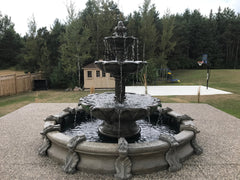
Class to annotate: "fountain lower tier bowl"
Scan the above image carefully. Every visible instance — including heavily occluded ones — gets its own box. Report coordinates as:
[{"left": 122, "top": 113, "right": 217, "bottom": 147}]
[
  {"left": 79, "top": 93, "right": 161, "bottom": 138},
  {"left": 39, "top": 106, "right": 203, "bottom": 177},
  {"left": 95, "top": 60, "right": 147, "bottom": 76}
]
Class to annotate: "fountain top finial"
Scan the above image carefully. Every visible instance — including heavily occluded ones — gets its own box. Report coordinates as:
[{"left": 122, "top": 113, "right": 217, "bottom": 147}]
[{"left": 113, "top": 21, "right": 127, "bottom": 37}]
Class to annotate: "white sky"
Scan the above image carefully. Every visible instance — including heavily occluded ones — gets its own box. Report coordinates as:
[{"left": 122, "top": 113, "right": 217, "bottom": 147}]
[{"left": 1, "top": 0, "right": 240, "bottom": 36}]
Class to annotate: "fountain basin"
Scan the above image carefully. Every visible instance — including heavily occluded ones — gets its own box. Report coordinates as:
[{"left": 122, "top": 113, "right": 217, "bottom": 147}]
[
  {"left": 39, "top": 106, "right": 202, "bottom": 175},
  {"left": 46, "top": 130, "right": 194, "bottom": 174}
]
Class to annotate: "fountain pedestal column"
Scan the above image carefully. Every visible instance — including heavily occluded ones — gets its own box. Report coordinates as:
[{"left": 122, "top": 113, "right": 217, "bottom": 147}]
[
  {"left": 98, "top": 118, "right": 141, "bottom": 139},
  {"left": 114, "top": 76, "right": 126, "bottom": 103}
]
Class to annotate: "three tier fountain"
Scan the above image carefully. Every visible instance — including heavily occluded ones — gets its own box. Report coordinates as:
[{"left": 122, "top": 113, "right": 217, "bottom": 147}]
[{"left": 39, "top": 21, "right": 202, "bottom": 179}]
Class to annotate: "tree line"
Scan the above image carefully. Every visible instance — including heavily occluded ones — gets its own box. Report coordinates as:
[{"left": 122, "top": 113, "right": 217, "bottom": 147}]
[{"left": 0, "top": 0, "right": 240, "bottom": 87}]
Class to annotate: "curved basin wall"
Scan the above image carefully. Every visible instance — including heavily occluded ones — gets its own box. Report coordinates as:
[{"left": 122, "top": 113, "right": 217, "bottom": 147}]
[
  {"left": 46, "top": 128, "right": 194, "bottom": 174},
  {"left": 39, "top": 107, "right": 202, "bottom": 175}
]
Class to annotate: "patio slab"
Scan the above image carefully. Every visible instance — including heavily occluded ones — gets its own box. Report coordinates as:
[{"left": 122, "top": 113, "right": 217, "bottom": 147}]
[{"left": 0, "top": 103, "right": 239, "bottom": 179}]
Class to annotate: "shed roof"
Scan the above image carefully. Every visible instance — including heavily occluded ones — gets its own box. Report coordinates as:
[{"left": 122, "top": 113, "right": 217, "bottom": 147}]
[{"left": 82, "top": 63, "right": 99, "bottom": 69}]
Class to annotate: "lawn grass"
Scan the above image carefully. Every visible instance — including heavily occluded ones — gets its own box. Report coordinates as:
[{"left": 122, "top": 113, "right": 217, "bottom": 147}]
[
  {"left": 160, "top": 69, "right": 240, "bottom": 118},
  {"left": 173, "top": 69, "right": 240, "bottom": 93},
  {"left": 0, "top": 90, "right": 109, "bottom": 117},
  {"left": 0, "top": 69, "right": 240, "bottom": 118}
]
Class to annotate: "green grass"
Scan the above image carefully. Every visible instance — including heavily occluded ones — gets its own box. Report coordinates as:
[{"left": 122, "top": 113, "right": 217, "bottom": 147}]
[
  {"left": 0, "top": 90, "right": 111, "bottom": 117},
  {"left": 205, "top": 95, "right": 240, "bottom": 117},
  {"left": 0, "top": 69, "right": 240, "bottom": 119},
  {"left": 174, "top": 69, "right": 240, "bottom": 93},
  {"left": 167, "top": 69, "right": 240, "bottom": 118}
]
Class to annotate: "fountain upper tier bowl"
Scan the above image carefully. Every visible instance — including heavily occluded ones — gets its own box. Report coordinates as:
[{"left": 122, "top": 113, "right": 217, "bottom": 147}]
[
  {"left": 95, "top": 60, "right": 147, "bottom": 76},
  {"left": 97, "top": 27, "right": 146, "bottom": 76}
]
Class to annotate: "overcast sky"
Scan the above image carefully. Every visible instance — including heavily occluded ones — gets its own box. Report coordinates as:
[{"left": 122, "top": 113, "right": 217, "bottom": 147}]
[{"left": 1, "top": 0, "right": 240, "bottom": 36}]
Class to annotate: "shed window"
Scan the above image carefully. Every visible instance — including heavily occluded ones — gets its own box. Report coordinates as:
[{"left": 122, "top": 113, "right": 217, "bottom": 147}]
[
  {"left": 87, "top": 71, "right": 92, "bottom": 78},
  {"left": 96, "top": 70, "right": 100, "bottom": 77},
  {"left": 102, "top": 71, "right": 106, "bottom": 77}
]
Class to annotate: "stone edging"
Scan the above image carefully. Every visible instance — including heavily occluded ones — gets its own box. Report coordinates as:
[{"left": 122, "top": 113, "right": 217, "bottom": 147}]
[{"left": 39, "top": 106, "right": 202, "bottom": 179}]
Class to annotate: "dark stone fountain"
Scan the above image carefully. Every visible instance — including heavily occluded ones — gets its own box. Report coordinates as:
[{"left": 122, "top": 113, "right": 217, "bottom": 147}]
[
  {"left": 80, "top": 21, "right": 158, "bottom": 140},
  {"left": 39, "top": 21, "right": 203, "bottom": 180}
]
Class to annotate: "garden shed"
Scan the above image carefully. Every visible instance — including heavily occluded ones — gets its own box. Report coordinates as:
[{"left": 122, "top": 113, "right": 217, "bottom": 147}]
[{"left": 83, "top": 63, "right": 115, "bottom": 89}]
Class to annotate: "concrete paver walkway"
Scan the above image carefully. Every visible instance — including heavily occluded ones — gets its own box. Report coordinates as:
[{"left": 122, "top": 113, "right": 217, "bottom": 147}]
[{"left": 0, "top": 103, "right": 239, "bottom": 179}]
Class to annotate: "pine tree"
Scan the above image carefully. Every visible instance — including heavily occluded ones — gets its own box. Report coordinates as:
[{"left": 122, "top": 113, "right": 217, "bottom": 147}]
[
  {"left": 139, "top": 0, "right": 157, "bottom": 60},
  {"left": 60, "top": 3, "right": 91, "bottom": 88},
  {"left": 158, "top": 10, "right": 176, "bottom": 67}
]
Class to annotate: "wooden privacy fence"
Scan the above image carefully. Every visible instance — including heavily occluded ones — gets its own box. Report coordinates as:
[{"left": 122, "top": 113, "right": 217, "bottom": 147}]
[{"left": 0, "top": 72, "right": 43, "bottom": 96}]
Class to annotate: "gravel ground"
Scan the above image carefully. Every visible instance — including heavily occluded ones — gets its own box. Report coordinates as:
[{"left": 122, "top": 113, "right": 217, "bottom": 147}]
[{"left": 0, "top": 103, "right": 240, "bottom": 180}]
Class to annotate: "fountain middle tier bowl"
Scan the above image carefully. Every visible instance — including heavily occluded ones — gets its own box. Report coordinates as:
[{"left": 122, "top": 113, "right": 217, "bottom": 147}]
[
  {"left": 95, "top": 60, "right": 147, "bottom": 76},
  {"left": 79, "top": 92, "right": 161, "bottom": 138},
  {"left": 79, "top": 92, "right": 161, "bottom": 121}
]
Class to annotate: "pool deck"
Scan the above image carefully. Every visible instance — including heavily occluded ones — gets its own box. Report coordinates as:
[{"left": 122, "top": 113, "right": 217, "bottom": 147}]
[{"left": 0, "top": 103, "right": 240, "bottom": 179}]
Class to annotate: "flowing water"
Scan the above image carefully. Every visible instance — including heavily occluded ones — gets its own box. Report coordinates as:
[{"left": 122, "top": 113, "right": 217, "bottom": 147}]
[
  {"left": 80, "top": 92, "right": 160, "bottom": 109},
  {"left": 64, "top": 118, "right": 176, "bottom": 143}
]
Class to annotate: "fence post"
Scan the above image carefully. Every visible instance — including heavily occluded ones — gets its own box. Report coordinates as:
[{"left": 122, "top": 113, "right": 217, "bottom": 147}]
[
  {"left": 14, "top": 74, "right": 17, "bottom": 94},
  {"left": 144, "top": 74, "right": 147, "bottom": 94},
  {"left": 28, "top": 72, "right": 32, "bottom": 91},
  {"left": 39, "top": 71, "right": 42, "bottom": 80}
]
